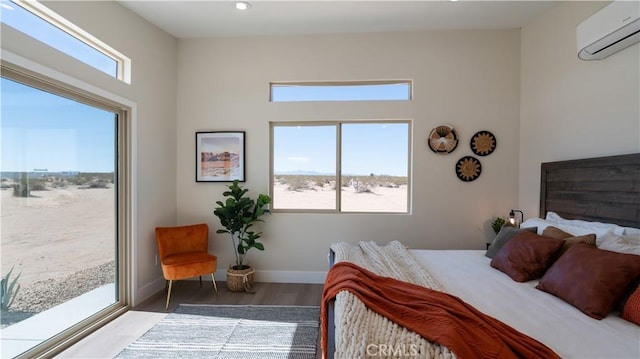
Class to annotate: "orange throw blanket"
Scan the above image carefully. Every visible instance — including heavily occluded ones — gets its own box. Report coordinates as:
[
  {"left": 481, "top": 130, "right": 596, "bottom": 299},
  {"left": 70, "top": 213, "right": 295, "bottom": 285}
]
[{"left": 321, "top": 262, "right": 560, "bottom": 359}]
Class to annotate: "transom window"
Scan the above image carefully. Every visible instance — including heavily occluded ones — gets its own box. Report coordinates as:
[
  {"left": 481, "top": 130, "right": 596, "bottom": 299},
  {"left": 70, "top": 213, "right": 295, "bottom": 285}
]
[
  {"left": 271, "top": 121, "right": 411, "bottom": 213},
  {"left": 0, "top": 0, "right": 130, "bottom": 82},
  {"left": 270, "top": 80, "right": 412, "bottom": 102}
]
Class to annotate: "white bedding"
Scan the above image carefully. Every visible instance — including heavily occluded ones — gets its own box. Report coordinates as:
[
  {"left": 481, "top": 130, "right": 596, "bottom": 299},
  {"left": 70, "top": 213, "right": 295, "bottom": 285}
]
[{"left": 412, "top": 250, "right": 640, "bottom": 359}]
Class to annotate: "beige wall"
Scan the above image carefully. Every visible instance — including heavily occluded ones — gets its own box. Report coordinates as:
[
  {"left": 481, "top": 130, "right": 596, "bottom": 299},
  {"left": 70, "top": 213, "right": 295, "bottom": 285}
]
[
  {"left": 1, "top": 1, "right": 178, "bottom": 304},
  {"left": 519, "top": 2, "right": 640, "bottom": 218},
  {"left": 176, "top": 30, "right": 522, "bottom": 282}
]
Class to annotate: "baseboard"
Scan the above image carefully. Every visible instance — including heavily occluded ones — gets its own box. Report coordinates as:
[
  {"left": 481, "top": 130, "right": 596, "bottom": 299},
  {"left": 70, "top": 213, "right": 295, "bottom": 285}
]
[
  {"left": 134, "top": 276, "right": 165, "bottom": 306},
  {"left": 214, "top": 269, "right": 327, "bottom": 284}
]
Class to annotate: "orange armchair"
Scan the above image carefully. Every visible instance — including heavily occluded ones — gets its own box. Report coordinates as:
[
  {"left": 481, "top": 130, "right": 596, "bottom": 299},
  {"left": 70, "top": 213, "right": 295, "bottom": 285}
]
[{"left": 155, "top": 223, "right": 218, "bottom": 309}]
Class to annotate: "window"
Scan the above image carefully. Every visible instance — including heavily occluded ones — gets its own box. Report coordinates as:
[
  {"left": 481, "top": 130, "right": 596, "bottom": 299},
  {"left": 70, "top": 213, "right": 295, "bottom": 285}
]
[
  {"left": 271, "top": 121, "right": 411, "bottom": 213},
  {"left": 270, "top": 81, "right": 412, "bottom": 102},
  {"left": 1, "top": 66, "right": 129, "bottom": 358},
  {"left": 0, "top": 0, "right": 130, "bottom": 82}
]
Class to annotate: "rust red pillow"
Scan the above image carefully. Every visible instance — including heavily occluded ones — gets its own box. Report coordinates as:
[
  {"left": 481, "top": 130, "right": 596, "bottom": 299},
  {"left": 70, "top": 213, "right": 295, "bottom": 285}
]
[
  {"left": 542, "top": 226, "right": 596, "bottom": 255},
  {"left": 621, "top": 284, "right": 640, "bottom": 325},
  {"left": 536, "top": 244, "right": 640, "bottom": 320},
  {"left": 490, "top": 230, "right": 564, "bottom": 282}
]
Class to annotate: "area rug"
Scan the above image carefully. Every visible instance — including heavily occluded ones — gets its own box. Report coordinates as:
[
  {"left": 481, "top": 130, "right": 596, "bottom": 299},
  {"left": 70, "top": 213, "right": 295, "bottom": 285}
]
[{"left": 115, "top": 304, "right": 320, "bottom": 359}]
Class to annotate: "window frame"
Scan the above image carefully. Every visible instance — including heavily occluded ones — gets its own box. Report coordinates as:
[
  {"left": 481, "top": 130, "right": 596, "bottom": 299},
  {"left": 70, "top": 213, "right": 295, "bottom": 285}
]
[
  {"left": 1, "top": 60, "right": 132, "bottom": 358},
  {"left": 270, "top": 120, "right": 412, "bottom": 214},
  {"left": 5, "top": 0, "right": 131, "bottom": 83}
]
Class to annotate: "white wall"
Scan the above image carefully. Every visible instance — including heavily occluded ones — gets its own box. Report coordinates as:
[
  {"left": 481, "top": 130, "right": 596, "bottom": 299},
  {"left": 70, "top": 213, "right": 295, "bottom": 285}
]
[
  {"left": 1, "top": 1, "right": 178, "bottom": 304},
  {"left": 176, "top": 30, "right": 522, "bottom": 281},
  {"left": 519, "top": 2, "right": 640, "bottom": 217}
]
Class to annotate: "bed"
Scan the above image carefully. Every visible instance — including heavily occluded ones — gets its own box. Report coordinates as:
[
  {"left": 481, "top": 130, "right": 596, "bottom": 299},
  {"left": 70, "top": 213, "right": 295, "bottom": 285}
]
[{"left": 323, "top": 153, "right": 640, "bottom": 359}]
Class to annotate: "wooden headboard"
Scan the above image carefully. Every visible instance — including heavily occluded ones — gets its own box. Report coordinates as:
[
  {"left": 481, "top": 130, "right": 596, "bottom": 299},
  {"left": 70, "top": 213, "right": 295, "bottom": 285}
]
[{"left": 540, "top": 153, "right": 640, "bottom": 228}]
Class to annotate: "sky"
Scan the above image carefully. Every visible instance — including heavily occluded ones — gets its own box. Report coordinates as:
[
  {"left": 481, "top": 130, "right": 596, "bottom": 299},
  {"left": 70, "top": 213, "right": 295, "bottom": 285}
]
[
  {"left": 273, "top": 123, "right": 409, "bottom": 177},
  {"left": 271, "top": 83, "right": 410, "bottom": 102},
  {"left": 1, "top": 78, "right": 116, "bottom": 173}
]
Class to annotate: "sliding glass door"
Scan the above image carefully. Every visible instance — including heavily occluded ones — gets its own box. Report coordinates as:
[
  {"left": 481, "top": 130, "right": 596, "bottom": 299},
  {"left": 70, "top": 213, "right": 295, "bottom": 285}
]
[{"left": 0, "top": 72, "right": 128, "bottom": 358}]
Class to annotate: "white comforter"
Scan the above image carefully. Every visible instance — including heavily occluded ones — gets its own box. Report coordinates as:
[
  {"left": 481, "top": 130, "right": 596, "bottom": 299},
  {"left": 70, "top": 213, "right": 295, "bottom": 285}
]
[{"left": 413, "top": 250, "right": 640, "bottom": 359}]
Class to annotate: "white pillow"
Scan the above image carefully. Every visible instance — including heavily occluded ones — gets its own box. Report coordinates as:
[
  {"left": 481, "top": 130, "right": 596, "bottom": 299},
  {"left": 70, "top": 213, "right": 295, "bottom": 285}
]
[
  {"left": 598, "top": 230, "right": 640, "bottom": 255},
  {"left": 521, "top": 217, "right": 608, "bottom": 238},
  {"left": 545, "top": 211, "right": 623, "bottom": 234},
  {"left": 620, "top": 227, "right": 640, "bottom": 238},
  {"left": 520, "top": 218, "right": 553, "bottom": 235}
]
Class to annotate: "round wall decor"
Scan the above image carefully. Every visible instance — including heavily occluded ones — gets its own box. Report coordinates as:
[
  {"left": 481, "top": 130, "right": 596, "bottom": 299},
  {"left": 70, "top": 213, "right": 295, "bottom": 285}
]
[
  {"left": 428, "top": 125, "right": 458, "bottom": 154},
  {"left": 456, "top": 156, "right": 482, "bottom": 182},
  {"left": 470, "top": 130, "right": 496, "bottom": 156}
]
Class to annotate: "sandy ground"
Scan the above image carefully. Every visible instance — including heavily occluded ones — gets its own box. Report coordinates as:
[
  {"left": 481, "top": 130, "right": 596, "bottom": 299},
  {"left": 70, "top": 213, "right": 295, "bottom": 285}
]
[
  {"left": 273, "top": 183, "right": 408, "bottom": 212},
  {"left": 1, "top": 186, "right": 114, "bottom": 286}
]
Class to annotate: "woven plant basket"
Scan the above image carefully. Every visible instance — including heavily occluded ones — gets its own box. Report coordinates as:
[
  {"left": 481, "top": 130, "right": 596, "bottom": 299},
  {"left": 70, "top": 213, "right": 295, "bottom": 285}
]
[{"left": 226, "top": 266, "right": 255, "bottom": 293}]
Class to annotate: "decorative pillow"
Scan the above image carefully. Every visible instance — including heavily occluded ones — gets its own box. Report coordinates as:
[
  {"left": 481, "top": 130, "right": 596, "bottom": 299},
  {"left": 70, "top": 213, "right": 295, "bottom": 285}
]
[
  {"left": 485, "top": 226, "right": 536, "bottom": 259},
  {"left": 490, "top": 231, "right": 564, "bottom": 282},
  {"left": 621, "top": 284, "right": 640, "bottom": 325},
  {"left": 536, "top": 244, "right": 640, "bottom": 319},
  {"left": 542, "top": 226, "right": 596, "bottom": 255},
  {"left": 598, "top": 230, "right": 640, "bottom": 255}
]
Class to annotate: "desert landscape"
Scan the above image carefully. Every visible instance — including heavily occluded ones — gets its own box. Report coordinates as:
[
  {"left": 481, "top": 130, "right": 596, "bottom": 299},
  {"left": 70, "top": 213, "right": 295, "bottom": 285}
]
[
  {"left": 200, "top": 151, "right": 241, "bottom": 178},
  {"left": 273, "top": 175, "right": 408, "bottom": 212},
  {"left": 0, "top": 174, "right": 115, "bottom": 319}
]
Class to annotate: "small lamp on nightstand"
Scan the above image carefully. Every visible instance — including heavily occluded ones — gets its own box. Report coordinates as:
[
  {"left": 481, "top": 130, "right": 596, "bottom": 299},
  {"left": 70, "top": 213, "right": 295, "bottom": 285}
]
[{"left": 509, "top": 209, "right": 524, "bottom": 227}]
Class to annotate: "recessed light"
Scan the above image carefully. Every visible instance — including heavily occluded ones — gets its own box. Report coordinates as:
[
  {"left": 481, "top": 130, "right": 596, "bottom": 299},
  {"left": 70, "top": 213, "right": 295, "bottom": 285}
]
[{"left": 235, "top": 1, "right": 251, "bottom": 11}]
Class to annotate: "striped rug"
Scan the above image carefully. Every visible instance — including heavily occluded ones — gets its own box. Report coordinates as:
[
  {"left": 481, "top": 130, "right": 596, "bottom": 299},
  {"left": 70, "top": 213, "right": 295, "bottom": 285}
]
[{"left": 116, "top": 304, "right": 319, "bottom": 359}]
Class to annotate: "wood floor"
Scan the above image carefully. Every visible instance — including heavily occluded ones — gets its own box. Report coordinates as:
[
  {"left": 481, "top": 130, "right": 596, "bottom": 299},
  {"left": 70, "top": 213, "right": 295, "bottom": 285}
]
[{"left": 57, "top": 281, "right": 324, "bottom": 358}]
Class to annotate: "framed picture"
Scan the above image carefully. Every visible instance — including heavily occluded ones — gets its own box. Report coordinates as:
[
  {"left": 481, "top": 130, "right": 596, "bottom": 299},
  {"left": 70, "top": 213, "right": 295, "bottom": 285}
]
[{"left": 195, "top": 131, "right": 245, "bottom": 182}]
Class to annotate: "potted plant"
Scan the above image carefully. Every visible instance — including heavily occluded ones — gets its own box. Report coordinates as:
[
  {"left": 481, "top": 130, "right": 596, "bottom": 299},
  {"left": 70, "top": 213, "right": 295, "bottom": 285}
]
[
  {"left": 490, "top": 216, "right": 506, "bottom": 235},
  {"left": 213, "top": 180, "right": 271, "bottom": 292}
]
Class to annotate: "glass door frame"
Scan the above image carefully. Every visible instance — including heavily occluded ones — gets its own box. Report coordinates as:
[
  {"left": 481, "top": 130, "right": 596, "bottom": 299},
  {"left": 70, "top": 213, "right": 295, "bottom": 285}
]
[{"left": 1, "top": 60, "right": 132, "bottom": 359}]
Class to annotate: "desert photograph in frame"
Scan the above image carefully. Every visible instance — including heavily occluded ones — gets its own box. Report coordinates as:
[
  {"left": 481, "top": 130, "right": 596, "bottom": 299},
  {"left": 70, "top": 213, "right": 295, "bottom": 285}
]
[{"left": 196, "top": 131, "right": 245, "bottom": 182}]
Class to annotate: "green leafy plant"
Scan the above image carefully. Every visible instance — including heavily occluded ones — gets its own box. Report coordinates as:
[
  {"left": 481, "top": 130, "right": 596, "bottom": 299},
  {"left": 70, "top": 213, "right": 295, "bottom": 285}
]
[
  {"left": 213, "top": 180, "right": 272, "bottom": 270},
  {"left": 1, "top": 267, "right": 21, "bottom": 311},
  {"left": 491, "top": 217, "right": 507, "bottom": 234}
]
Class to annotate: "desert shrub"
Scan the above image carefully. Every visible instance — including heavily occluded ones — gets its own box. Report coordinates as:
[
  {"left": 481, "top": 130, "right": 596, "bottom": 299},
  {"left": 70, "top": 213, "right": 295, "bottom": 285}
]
[
  {"left": 355, "top": 184, "right": 374, "bottom": 193},
  {"left": 1, "top": 267, "right": 20, "bottom": 310},
  {"left": 88, "top": 181, "right": 108, "bottom": 189},
  {"left": 51, "top": 180, "right": 67, "bottom": 189},
  {"left": 285, "top": 177, "right": 310, "bottom": 192},
  {"left": 29, "top": 180, "right": 47, "bottom": 191},
  {"left": 12, "top": 179, "right": 47, "bottom": 197}
]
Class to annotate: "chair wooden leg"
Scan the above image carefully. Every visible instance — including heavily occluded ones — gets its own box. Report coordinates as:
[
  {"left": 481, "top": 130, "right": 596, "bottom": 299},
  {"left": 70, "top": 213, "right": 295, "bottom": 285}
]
[
  {"left": 199, "top": 275, "right": 203, "bottom": 288},
  {"left": 211, "top": 273, "right": 218, "bottom": 295},
  {"left": 165, "top": 280, "right": 173, "bottom": 310}
]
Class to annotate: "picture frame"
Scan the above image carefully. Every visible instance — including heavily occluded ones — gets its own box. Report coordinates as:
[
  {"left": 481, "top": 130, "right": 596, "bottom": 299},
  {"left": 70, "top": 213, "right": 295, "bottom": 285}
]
[{"left": 195, "top": 131, "right": 245, "bottom": 182}]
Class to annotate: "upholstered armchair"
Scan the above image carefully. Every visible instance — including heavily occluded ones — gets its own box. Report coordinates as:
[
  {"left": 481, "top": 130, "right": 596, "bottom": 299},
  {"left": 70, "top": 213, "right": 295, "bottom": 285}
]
[{"left": 155, "top": 223, "right": 218, "bottom": 309}]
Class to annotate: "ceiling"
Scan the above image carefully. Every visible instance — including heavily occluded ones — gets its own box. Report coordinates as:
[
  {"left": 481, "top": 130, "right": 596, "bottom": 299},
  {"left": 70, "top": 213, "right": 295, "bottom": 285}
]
[{"left": 117, "top": 1, "right": 561, "bottom": 39}]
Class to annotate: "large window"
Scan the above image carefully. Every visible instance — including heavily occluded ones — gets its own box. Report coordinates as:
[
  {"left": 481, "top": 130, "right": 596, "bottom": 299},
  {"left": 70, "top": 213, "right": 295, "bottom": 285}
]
[
  {"left": 0, "top": 67, "right": 129, "bottom": 358},
  {"left": 271, "top": 121, "right": 411, "bottom": 213},
  {"left": 0, "top": 0, "right": 130, "bottom": 82}
]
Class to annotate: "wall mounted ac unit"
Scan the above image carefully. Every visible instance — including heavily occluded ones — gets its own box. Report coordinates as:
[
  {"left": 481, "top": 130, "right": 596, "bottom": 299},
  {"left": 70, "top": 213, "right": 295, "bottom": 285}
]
[{"left": 576, "top": 0, "right": 640, "bottom": 61}]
